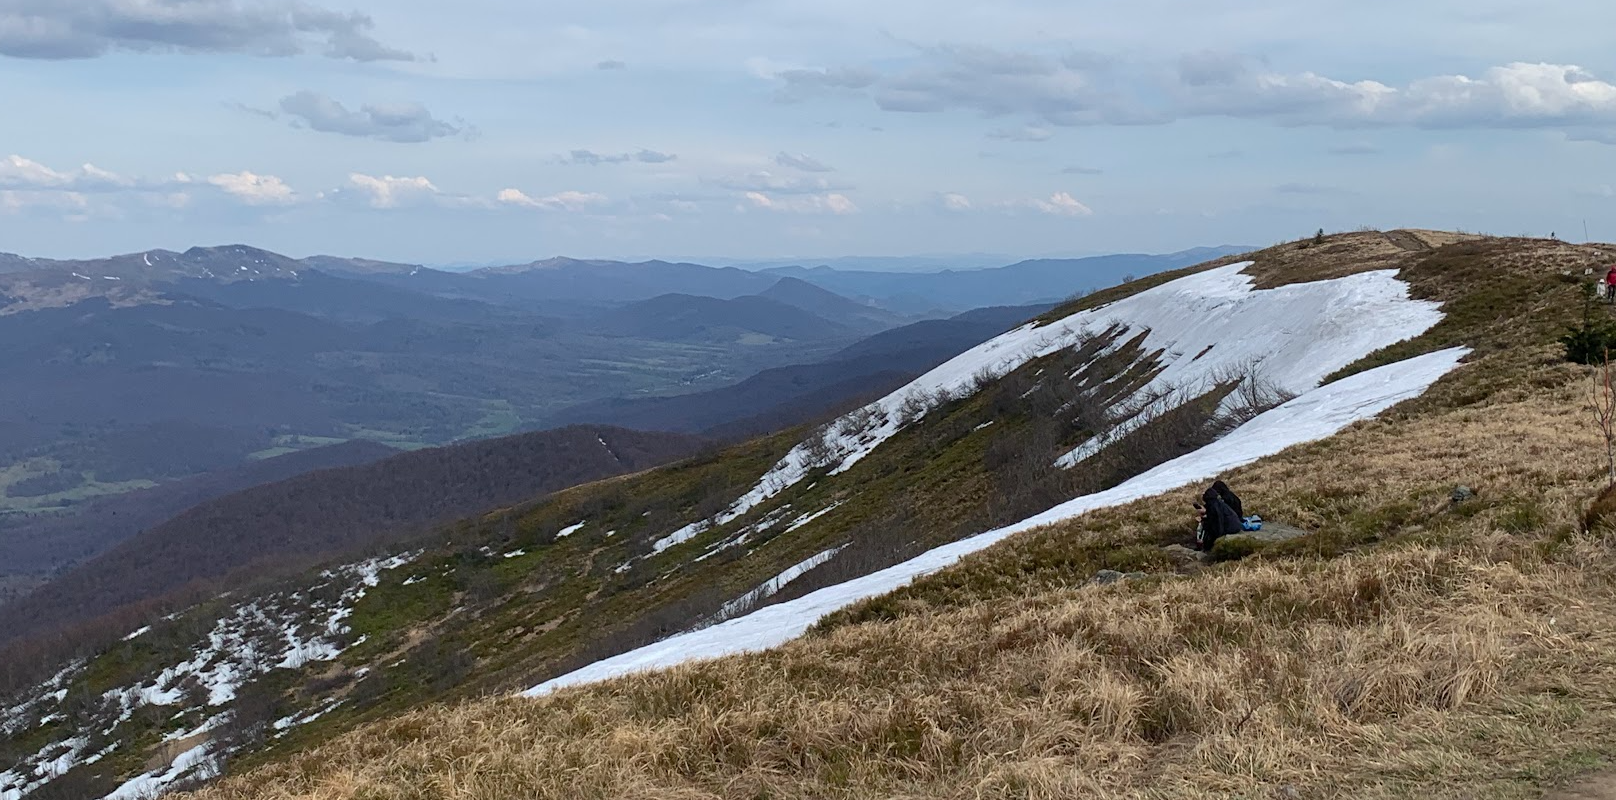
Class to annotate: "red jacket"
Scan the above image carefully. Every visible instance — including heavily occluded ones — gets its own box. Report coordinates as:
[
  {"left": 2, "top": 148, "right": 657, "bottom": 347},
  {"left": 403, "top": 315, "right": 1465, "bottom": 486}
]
[{"left": 1607, "top": 266, "right": 1616, "bottom": 286}]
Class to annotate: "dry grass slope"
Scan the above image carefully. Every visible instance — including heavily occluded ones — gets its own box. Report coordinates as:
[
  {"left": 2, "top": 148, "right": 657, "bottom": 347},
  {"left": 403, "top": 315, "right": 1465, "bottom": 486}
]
[{"left": 186, "top": 234, "right": 1616, "bottom": 799}]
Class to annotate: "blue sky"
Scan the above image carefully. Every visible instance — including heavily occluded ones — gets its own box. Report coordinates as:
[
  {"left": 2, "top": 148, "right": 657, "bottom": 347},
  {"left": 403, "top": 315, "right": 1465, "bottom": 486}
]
[{"left": 3, "top": 0, "right": 1616, "bottom": 263}]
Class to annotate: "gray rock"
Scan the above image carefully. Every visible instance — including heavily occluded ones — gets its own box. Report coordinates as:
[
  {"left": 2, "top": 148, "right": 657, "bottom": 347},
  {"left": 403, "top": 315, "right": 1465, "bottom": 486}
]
[
  {"left": 1124, "top": 571, "right": 1149, "bottom": 581},
  {"left": 1092, "top": 569, "right": 1126, "bottom": 585},
  {"left": 1217, "top": 521, "right": 1311, "bottom": 547},
  {"left": 1451, "top": 485, "right": 1475, "bottom": 504},
  {"left": 1162, "top": 544, "right": 1208, "bottom": 563}
]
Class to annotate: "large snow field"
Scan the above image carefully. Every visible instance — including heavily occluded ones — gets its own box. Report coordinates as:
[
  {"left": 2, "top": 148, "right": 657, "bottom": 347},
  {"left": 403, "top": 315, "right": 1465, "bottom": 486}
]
[
  {"left": 666, "top": 262, "right": 1445, "bottom": 551},
  {"left": 525, "top": 346, "right": 1469, "bottom": 696}
]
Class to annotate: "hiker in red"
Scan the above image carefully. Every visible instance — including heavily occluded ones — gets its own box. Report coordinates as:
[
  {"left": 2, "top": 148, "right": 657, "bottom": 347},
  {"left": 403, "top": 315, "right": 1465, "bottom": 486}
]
[{"left": 1607, "top": 265, "right": 1616, "bottom": 302}]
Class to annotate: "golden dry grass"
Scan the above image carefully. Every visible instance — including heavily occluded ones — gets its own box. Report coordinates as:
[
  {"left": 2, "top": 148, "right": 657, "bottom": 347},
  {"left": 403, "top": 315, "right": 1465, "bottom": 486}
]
[{"left": 185, "top": 343, "right": 1616, "bottom": 800}]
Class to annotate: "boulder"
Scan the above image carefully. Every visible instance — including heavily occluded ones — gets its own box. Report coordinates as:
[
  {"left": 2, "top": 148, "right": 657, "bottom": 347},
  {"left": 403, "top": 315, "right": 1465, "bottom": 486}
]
[
  {"left": 1092, "top": 569, "right": 1127, "bottom": 585},
  {"left": 1209, "top": 522, "right": 1311, "bottom": 561},
  {"left": 1450, "top": 485, "right": 1476, "bottom": 504},
  {"left": 1162, "top": 544, "right": 1208, "bottom": 563}
]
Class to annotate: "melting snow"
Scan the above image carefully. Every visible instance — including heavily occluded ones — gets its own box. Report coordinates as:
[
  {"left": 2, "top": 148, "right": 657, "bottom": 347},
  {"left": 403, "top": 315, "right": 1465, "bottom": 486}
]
[
  {"left": 784, "top": 503, "right": 844, "bottom": 534},
  {"left": 504, "top": 549, "right": 528, "bottom": 559},
  {"left": 123, "top": 626, "right": 151, "bottom": 641},
  {"left": 678, "top": 262, "right": 1444, "bottom": 542},
  {"left": 556, "top": 521, "right": 587, "bottom": 539},
  {"left": 525, "top": 347, "right": 1468, "bottom": 696},
  {"left": 717, "top": 545, "right": 849, "bottom": 621},
  {"left": 102, "top": 742, "right": 215, "bottom": 800}
]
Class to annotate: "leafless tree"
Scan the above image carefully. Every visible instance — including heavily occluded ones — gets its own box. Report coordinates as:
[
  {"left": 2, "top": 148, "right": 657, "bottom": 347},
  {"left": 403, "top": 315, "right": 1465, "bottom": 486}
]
[{"left": 1593, "top": 350, "right": 1616, "bottom": 486}]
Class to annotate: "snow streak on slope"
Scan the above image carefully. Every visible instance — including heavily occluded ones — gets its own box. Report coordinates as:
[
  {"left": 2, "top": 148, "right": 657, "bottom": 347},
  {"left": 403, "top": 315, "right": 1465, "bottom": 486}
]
[
  {"left": 0, "top": 554, "right": 415, "bottom": 800},
  {"left": 525, "top": 347, "right": 1468, "bottom": 696},
  {"left": 663, "top": 262, "right": 1443, "bottom": 550}
]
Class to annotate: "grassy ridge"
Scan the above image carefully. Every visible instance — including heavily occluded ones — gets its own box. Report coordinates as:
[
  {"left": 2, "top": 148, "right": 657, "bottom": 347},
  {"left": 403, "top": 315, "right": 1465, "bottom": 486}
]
[{"left": 180, "top": 232, "right": 1616, "bottom": 799}]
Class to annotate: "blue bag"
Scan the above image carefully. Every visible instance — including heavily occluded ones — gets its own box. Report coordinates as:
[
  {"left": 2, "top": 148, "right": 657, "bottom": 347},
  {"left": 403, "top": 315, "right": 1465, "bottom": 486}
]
[{"left": 1241, "top": 515, "right": 1263, "bottom": 532}]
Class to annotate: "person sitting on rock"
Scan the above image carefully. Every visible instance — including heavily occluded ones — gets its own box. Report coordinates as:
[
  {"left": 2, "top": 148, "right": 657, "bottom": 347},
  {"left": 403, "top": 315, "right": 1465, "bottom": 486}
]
[{"left": 1195, "top": 487, "right": 1242, "bottom": 552}]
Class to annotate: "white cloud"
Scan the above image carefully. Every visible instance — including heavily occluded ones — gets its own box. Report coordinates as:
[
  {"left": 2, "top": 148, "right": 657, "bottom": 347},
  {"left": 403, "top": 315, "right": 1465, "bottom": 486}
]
[
  {"left": 347, "top": 174, "right": 440, "bottom": 208},
  {"left": 743, "top": 191, "right": 858, "bottom": 215},
  {"left": 0, "top": 155, "right": 138, "bottom": 190},
  {"left": 940, "top": 192, "right": 972, "bottom": 211},
  {"left": 206, "top": 171, "right": 297, "bottom": 205},
  {"left": 1030, "top": 191, "right": 1093, "bottom": 217},
  {"left": 498, "top": 188, "right": 610, "bottom": 211}
]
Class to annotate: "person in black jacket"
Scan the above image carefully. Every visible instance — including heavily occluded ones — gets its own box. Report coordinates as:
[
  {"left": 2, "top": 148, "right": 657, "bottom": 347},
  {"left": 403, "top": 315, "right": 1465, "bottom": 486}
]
[
  {"left": 1212, "top": 480, "right": 1243, "bottom": 519},
  {"left": 1195, "top": 486, "right": 1242, "bottom": 552}
]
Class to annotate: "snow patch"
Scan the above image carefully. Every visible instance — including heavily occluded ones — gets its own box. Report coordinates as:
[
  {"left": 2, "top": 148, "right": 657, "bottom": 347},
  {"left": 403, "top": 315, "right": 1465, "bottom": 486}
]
[
  {"left": 525, "top": 347, "right": 1467, "bottom": 696},
  {"left": 556, "top": 521, "right": 587, "bottom": 539},
  {"left": 717, "top": 545, "right": 849, "bottom": 621}
]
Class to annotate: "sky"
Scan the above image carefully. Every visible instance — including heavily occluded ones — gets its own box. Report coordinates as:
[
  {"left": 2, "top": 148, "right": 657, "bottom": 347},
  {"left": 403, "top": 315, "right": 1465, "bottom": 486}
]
[{"left": 2, "top": 0, "right": 1616, "bottom": 264}]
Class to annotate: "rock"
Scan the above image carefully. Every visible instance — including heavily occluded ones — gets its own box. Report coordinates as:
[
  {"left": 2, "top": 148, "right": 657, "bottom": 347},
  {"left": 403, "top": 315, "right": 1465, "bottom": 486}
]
[
  {"left": 1208, "top": 522, "right": 1312, "bottom": 561},
  {"left": 1450, "top": 485, "right": 1475, "bottom": 504},
  {"left": 1092, "top": 569, "right": 1126, "bottom": 585},
  {"left": 1219, "top": 522, "right": 1310, "bottom": 545},
  {"left": 1162, "top": 544, "right": 1208, "bottom": 563},
  {"left": 1124, "top": 571, "right": 1148, "bottom": 581}
]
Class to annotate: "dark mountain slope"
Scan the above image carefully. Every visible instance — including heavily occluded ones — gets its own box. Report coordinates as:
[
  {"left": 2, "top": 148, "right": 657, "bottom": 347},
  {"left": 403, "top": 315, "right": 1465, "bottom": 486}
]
[
  {"left": 0, "top": 425, "right": 705, "bottom": 650},
  {"left": 0, "top": 441, "right": 397, "bottom": 584}
]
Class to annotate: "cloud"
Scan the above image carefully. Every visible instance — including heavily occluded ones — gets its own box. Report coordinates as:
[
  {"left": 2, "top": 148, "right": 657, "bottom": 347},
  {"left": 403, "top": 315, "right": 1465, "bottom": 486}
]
[
  {"left": 1062, "top": 165, "right": 1103, "bottom": 175},
  {"left": 0, "top": 0, "right": 414, "bottom": 61},
  {"left": 778, "top": 48, "right": 1616, "bottom": 139},
  {"left": 1029, "top": 191, "right": 1093, "bottom": 216},
  {"left": 498, "top": 188, "right": 610, "bottom": 212},
  {"left": 775, "top": 66, "right": 880, "bottom": 102},
  {"left": 346, "top": 174, "right": 440, "bottom": 208},
  {"left": 774, "top": 152, "right": 836, "bottom": 172},
  {"left": 710, "top": 170, "right": 853, "bottom": 195},
  {"left": 277, "top": 91, "right": 463, "bottom": 143},
  {"left": 743, "top": 192, "right": 858, "bottom": 215},
  {"left": 596, "top": 59, "right": 626, "bottom": 70},
  {"left": 940, "top": 192, "right": 972, "bottom": 211},
  {"left": 206, "top": 171, "right": 297, "bottom": 205},
  {"left": 562, "top": 149, "right": 678, "bottom": 165},
  {"left": 0, "top": 155, "right": 199, "bottom": 197},
  {"left": 987, "top": 125, "right": 1055, "bottom": 142}
]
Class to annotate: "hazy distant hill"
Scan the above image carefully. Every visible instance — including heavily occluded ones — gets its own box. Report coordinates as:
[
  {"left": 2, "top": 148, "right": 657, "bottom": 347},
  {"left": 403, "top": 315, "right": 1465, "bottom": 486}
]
[
  {"left": 756, "top": 277, "right": 910, "bottom": 334},
  {"left": 761, "top": 248, "right": 1253, "bottom": 313}
]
